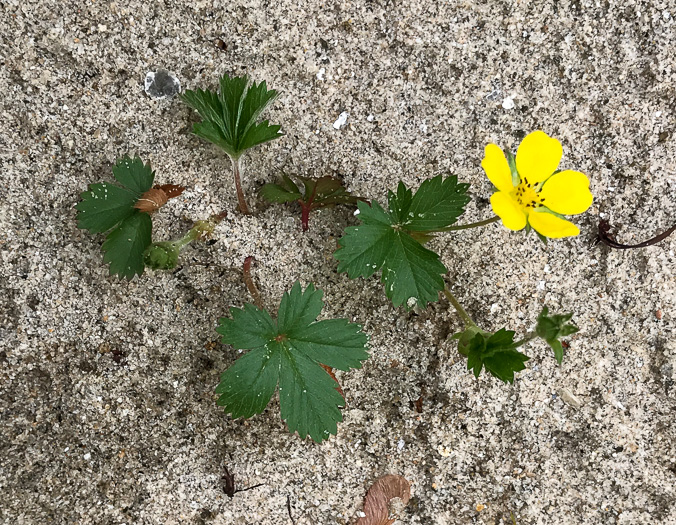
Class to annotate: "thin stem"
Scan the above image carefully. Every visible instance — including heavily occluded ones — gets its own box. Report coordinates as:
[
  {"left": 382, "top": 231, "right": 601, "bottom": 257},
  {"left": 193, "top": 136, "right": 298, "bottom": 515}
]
[
  {"left": 513, "top": 331, "right": 537, "bottom": 347},
  {"left": 439, "top": 216, "right": 500, "bottom": 232},
  {"left": 443, "top": 286, "right": 476, "bottom": 328},
  {"left": 242, "top": 256, "right": 264, "bottom": 309},
  {"left": 231, "top": 156, "right": 250, "bottom": 215}
]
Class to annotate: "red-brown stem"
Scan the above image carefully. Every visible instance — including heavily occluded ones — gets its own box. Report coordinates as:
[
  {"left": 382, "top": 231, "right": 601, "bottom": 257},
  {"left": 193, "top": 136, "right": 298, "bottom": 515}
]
[
  {"left": 242, "top": 256, "right": 264, "bottom": 309},
  {"left": 300, "top": 204, "right": 310, "bottom": 232},
  {"left": 231, "top": 157, "right": 250, "bottom": 215}
]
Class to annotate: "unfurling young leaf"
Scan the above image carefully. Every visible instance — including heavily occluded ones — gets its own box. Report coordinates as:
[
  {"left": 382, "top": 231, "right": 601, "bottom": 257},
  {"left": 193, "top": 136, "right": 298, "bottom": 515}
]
[
  {"left": 334, "top": 176, "right": 470, "bottom": 309},
  {"left": 453, "top": 327, "right": 529, "bottom": 383},
  {"left": 260, "top": 174, "right": 363, "bottom": 231},
  {"left": 215, "top": 282, "right": 369, "bottom": 442},
  {"left": 536, "top": 306, "right": 579, "bottom": 364},
  {"left": 181, "top": 72, "right": 283, "bottom": 214}
]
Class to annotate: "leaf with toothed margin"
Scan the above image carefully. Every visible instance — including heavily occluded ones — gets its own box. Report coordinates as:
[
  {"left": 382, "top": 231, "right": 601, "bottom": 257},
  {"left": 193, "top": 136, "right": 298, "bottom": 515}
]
[
  {"left": 216, "top": 282, "right": 368, "bottom": 443},
  {"left": 215, "top": 282, "right": 369, "bottom": 442},
  {"left": 334, "top": 176, "right": 470, "bottom": 309}
]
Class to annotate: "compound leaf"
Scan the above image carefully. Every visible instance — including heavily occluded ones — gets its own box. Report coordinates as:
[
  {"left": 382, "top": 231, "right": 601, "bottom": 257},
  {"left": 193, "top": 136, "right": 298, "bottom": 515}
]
[
  {"left": 182, "top": 73, "right": 283, "bottom": 159},
  {"left": 216, "top": 282, "right": 369, "bottom": 442},
  {"left": 459, "top": 328, "right": 529, "bottom": 383},
  {"left": 101, "top": 212, "right": 152, "bottom": 280},
  {"left": 335, "top": 176, "right": 470, "bottom": 309}
]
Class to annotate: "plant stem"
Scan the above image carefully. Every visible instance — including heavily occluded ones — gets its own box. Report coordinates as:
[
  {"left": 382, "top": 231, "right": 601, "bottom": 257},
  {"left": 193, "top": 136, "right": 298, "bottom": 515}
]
[
  {"left": 513, "top": 331, "right": 537, "bottom": 347},
  {"left": 231, "top": 156, "right": 250, "bottom": 215},
  {"left": 439, "top": 216, "right": 500, "bottom": 232},
  {"left": 443, "top": 286, "right": 476, "bottom": 328},
  {"left": 300, "top": 205, "right": 310, "bottom": 232},
  {"left": 242, "top": 256, "right": 264, "bottom": 309}
]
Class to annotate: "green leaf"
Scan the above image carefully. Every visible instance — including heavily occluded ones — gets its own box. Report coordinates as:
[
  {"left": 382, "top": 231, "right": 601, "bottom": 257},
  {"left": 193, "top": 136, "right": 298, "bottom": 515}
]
[
  {"left": 215, "top": 282, "right": 369, "bottom": 442},
  {"left": 405, "top": 176, "right": 471, "bottom": 231},
  {"left": 536, "top": 306, "right": 579, "bottom": 364},
  {"left": 77, "top": 157, "right": 159, "bottom": 279},
  {"left": 259, "top": 182, "right": 302, "bottom": 204},
  {"left": 456, "top": 327, "right": 529, "bottom": 383},
  {"left": 101, "top": 212, "right": 152, "bottom": 279},
  {"left": 182, "top": 73, "right": 283, "bottom": 159},
  {"left": 112, "top": 155, "right": 155, "bottom": 194},
  {"left": 77, "top": 156, "right": 155, "bottom": 234},
  {"left": 76, "top": 182, "right": 138, "bottom": 234},
  {"left": 335, "top": 176, "right": 470, "bottom": 309}
]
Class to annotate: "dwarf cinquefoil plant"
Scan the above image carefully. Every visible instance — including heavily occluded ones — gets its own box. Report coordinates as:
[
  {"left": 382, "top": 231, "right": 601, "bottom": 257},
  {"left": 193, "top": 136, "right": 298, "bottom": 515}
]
[
  {"left": 181, "top": 73, "right": 283, "bottom": 215},
  {"left": 216, "top": 281, "right": 369, "bottom": 442},
  {"left": 260, "top": 174, "right": 363, "bottom": 231},
  {"left": 335, "top": 131, "right": 591, "bottom": 382},
  {"left": 77, "top": 156, "right": 184, "bottom": 279}
]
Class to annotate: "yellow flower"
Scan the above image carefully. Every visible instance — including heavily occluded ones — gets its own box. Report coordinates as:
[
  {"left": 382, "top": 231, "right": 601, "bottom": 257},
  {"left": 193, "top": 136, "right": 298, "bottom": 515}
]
[{"left": 481, "top": 131, "right": 593, "bottom": 238}]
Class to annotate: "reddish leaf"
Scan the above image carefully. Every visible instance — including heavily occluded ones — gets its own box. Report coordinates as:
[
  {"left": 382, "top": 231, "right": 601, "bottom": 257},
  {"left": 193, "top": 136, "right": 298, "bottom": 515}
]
[
  {"left": 320, "top": 363, "right": 344, "bottom": 399},
  {"left": 356, "top": 474, "right": 411, "bottom": 525},
  {"left": 154, "top": 184, "right": 186, "bottom": 199}
]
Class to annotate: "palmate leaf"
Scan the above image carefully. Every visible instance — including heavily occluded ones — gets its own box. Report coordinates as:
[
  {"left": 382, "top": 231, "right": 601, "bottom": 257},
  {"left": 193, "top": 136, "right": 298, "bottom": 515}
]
[
  {"left": 456, "top": 328, "right": 530, "bottom": 383},
  {"left": 76, "top": 156, "right": 156, "bottom": 279},
  {"left": 181, "top": 73, "right": 282, "bottom": 159},
  {"left": 335, "top": 176, "right": 470, "bottom": 309},
  {"left": 260, "top": 174, "right": 362, "bottom": 231},
  {"left": 215, "top": 282, "right": 369, "bottom": 442},
  {"left": 536, "top": 306, "right": 579, "bottom": 364}
]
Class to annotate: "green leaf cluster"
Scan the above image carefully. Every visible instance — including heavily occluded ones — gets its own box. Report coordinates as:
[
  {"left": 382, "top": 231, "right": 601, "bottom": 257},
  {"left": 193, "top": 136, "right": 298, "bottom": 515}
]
[
  {"left": 454, "top": 327, "right": 529, "bottom": 383},
  {"left": 536, "top": 306, "right": 579, "bottom": 364},
  {"left": 215, "top": 282, "right": 369, "bottom": 442},
  {"left": 334, "top": 176, "right": 470, "bottom": 309},
  {"left": 181, "top": 73, "right": 282, "bottom": 160},
  {"left": 76, "top": 156, "right": 154, "bottom": 279}
]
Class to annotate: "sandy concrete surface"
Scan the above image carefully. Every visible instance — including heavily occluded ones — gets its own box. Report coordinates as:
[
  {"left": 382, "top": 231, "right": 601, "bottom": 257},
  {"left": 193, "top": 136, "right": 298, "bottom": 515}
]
[{"left": 1, "top": 0, "right": 675, "bottom": 523}]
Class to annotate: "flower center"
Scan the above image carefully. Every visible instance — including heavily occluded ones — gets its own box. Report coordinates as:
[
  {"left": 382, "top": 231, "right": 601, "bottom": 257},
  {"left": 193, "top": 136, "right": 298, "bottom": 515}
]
[{"left": 514, "top": 178, "right": 545, "bottom": 209}]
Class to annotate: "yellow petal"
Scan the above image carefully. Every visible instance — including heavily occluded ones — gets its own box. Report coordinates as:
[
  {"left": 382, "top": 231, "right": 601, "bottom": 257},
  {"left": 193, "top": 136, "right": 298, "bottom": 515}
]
[
  {"left": 490, "top": 192, "right": 527, "bottom": 231},
  {"left": 481, "top": 144, "right": 514, "bottom": 193},
  {"left": 539, "top": 170, "right": 593, "bottom": 215},
  {"left": 528, "top": 210, "right": 580, "bottom": 238},
  {"left": 515, "top": 131, "right": 563, "bottom": 184}
]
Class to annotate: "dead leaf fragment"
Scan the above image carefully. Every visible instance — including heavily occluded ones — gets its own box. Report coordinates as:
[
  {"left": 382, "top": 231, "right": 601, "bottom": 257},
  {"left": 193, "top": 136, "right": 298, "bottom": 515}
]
[
  {"left": 356, "top": 474, "right": 411, "bottom": 525},
  {"left": 154, "top": 184, "right": 185, "bottom": 199}
]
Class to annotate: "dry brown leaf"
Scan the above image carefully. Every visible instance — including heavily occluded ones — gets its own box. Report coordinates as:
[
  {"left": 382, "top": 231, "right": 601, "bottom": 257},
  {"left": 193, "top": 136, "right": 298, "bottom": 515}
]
[
  {"left": 355, "top": 474, "right": 411, "bottom": 525},
  {"left": 134, "top": 188, "right": 168, "bottom": 212},
  {"left": 154, "top": 184, "right": 186, "bottom": 199}
]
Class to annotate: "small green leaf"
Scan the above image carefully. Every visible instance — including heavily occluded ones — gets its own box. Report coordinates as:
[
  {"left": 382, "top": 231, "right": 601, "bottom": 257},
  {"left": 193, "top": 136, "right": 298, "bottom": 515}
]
[
  {"left": 456, "top": 327, "right": 529, "bottom": 383},
  {"left": 101, "top": 212, "right": 152, "bottom": 279},
  {"left": 335, "top": 176, "right": 470, "bottom": 309},
  {"left": 536, "top": 306, "right": 579, "bottom": 364},
  {"left": 259, "top": 182, "right": 302, "bottom": 204},
  {"left": 112, "top": 155, "right": 155, "bottom": 194},
  {"left": 182, "top": 73, "right": 283, "bottom": 159},
  {"left": 215, "top": 282, "right": 369, "bottom": 442}
]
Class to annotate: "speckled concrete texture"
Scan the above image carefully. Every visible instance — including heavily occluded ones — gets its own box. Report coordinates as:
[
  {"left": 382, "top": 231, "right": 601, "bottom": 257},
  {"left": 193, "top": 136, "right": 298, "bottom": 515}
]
[{"left": 1, "top": 0, "right": 675, "bottom": 523}]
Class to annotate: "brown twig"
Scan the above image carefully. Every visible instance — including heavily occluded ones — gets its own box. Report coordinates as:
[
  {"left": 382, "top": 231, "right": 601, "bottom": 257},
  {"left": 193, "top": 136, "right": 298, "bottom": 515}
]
[
  {"left": 287, "top": 495, "right": 296, "bottom": 525},
  {"left": 597, "top": 219, "right": 676, "bottom": 249},
  {"left": 242, "top": 256, "right": 265, "bottom": 309}
]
